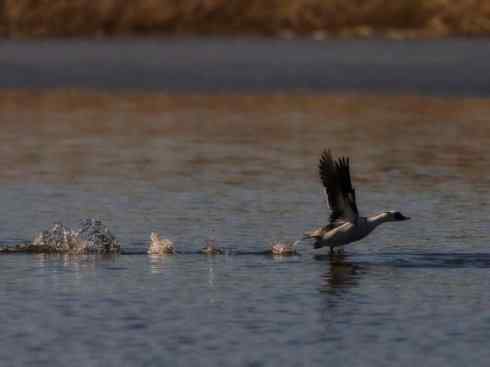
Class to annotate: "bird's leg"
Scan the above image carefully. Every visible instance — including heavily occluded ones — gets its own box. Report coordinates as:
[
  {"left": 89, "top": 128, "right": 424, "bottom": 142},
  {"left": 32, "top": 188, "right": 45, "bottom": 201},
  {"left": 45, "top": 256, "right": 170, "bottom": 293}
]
[{"left": 329, "top": 246, "right": 334, "bottom": 256}]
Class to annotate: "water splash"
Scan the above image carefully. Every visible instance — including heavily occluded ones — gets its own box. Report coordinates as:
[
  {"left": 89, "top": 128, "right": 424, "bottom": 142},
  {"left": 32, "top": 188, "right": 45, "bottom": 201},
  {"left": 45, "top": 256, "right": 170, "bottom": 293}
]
[
  {"left": 77, "top": 218, "right": 120, "bottom": 254},
  {"left": 1, "top": 219, "right": 119, "bottom": 254},
  {"left": 147, "top": 232, "right": 175, "bottom": 255},
  {"left": 271, "top": 240, "right": 301, "bottom": 256},
  {"left": 200, "top": 239, "right": 224, "bottom": 255},
  {"left": 32, "top": 223, "right": 87, "bottom": 254}
]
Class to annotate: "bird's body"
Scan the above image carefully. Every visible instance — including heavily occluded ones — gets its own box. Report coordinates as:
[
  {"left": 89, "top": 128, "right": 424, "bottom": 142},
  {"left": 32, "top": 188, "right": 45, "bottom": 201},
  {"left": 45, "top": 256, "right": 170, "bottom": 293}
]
[
  {"left": 305, "top": 150, "right": 409, "bottom": 252},
  {"left": 308, "top": 219, "right": 367, "bottom": 248}
]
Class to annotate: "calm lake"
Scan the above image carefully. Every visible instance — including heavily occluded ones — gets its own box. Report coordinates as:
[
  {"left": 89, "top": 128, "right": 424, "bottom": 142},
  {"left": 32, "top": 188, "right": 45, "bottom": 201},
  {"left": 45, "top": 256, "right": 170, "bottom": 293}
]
[{"left": 1, "top": 91, "right": 490, "bottom": 366}]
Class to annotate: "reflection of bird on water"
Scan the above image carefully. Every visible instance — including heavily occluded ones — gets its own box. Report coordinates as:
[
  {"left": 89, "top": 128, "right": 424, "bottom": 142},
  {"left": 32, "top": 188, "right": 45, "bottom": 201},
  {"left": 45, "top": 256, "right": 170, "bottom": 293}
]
[
  {"left": 319, "top": 253, "right": 362, "bottom": 293},
  {"left": 304, "top": 149, "right": 410, "bottom": 254}
]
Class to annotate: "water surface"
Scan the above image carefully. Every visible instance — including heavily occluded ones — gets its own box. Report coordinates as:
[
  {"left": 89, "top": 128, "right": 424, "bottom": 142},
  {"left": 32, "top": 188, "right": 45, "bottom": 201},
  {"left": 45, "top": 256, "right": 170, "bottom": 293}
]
[{"left": 1, "top": 91, "right": 490, "bottom": 366}]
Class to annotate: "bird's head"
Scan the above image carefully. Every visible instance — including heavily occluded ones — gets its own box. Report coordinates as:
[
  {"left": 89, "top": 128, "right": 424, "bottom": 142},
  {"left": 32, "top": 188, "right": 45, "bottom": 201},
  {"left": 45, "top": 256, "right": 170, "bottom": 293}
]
[{"left": 385, "top": 211, "right": 410, "bottom": 221}]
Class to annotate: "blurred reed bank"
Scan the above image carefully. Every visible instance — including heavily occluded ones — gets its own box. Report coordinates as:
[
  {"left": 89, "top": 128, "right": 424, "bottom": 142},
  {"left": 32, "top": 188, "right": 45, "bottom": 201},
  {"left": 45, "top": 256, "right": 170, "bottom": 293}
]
[{"left": 1, "top": 0, "right": 490, "bottom": 38}]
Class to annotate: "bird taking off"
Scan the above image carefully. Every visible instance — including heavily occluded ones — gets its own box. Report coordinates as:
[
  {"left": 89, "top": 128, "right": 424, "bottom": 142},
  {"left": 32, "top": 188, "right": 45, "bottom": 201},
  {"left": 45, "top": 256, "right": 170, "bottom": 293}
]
[{"left": 304, "top": 149, "right": 409, "bottom": 253}]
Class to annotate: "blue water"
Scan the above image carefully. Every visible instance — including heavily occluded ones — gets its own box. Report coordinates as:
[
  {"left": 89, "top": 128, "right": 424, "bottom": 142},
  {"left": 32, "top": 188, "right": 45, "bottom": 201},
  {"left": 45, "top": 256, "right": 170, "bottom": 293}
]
[{"left": 1, "top": 92, "right": 490, "bottom": 366}]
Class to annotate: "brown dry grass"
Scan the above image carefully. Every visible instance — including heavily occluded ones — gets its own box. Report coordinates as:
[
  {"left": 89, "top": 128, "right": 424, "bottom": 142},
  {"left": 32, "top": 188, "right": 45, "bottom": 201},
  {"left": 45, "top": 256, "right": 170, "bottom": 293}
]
[{"left": 1, "top": 0, "right": 490, "bottom": 38}]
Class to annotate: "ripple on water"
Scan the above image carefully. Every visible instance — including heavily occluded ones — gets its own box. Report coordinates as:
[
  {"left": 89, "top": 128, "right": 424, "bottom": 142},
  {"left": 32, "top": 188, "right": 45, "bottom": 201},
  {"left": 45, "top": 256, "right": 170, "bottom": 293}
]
[{"left": 1, "top": 92, "right": 490, "bottom": 366}]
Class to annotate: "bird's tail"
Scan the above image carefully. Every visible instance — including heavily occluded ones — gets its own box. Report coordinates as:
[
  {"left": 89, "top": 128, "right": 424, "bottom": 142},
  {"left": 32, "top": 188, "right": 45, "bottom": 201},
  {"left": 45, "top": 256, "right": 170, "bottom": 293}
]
[
  {"left": 303, "top": 227, "right": 323, "bottom": 240},
  {"left": 303, "top": 227, "right": 326, "bottom": 250}
]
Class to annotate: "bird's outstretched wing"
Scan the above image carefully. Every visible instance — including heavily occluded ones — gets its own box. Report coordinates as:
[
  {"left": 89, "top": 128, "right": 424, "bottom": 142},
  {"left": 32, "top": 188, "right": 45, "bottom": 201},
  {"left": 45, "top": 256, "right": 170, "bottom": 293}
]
[{"left": 319, "top": 149, "right": 359, "bottom": 224}]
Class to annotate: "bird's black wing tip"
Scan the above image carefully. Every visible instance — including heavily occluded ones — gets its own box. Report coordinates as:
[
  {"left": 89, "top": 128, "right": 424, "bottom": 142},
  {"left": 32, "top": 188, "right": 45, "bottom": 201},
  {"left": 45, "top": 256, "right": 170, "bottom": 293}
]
[{"left": 319, "top": 149, "right": 331, "bottom": 163}]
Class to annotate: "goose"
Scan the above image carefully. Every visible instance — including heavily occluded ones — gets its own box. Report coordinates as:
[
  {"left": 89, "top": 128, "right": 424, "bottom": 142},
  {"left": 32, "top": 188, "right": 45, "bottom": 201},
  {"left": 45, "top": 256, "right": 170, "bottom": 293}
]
[{"left": 304, "top": 149, "right": 409, "bottom": 253}]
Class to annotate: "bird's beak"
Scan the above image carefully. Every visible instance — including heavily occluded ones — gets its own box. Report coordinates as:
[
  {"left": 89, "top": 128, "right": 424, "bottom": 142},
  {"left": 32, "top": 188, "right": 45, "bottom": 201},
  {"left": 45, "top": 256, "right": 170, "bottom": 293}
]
[{"left": 394, "top": 213, "right": 410, "bottom": 221}]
